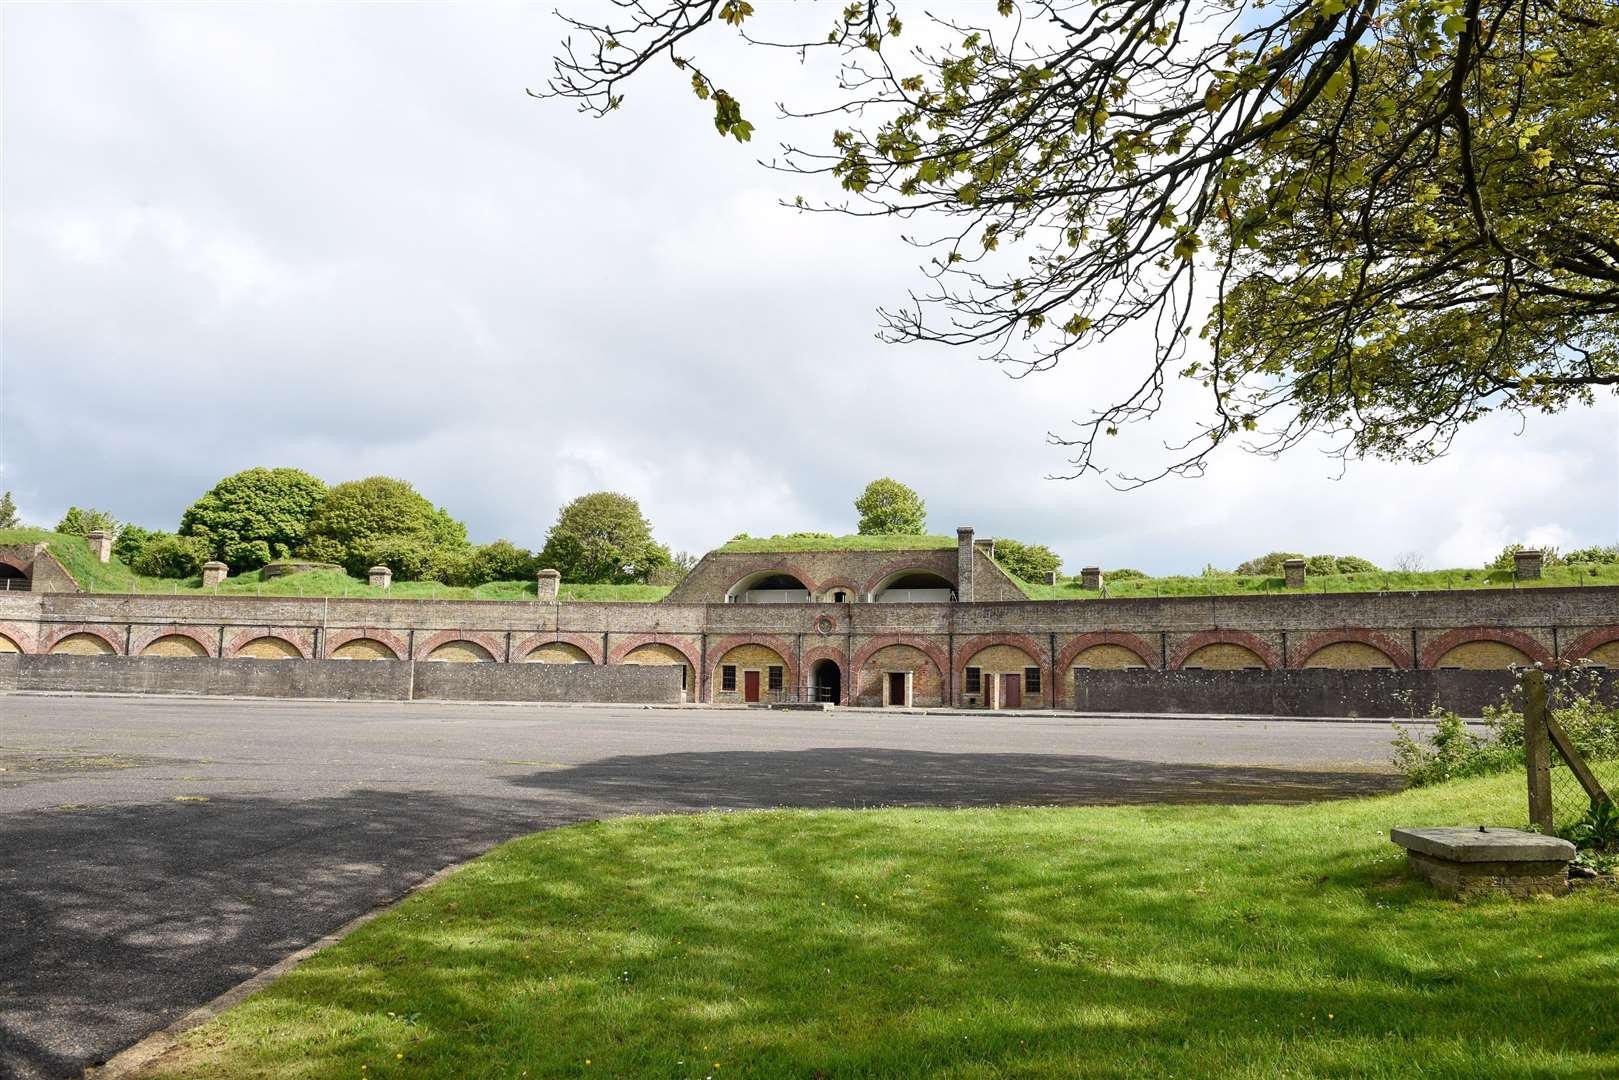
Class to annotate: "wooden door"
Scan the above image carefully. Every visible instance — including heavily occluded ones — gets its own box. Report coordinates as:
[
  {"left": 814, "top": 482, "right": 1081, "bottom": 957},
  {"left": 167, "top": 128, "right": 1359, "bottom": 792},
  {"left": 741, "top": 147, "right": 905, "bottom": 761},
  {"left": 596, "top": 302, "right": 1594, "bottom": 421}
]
[
  {"left": 1001, "top": 672, "right": 1021, "bottom": 708},
  {"left": 743, "top": 670, "right": 761, "bottom": 703}
]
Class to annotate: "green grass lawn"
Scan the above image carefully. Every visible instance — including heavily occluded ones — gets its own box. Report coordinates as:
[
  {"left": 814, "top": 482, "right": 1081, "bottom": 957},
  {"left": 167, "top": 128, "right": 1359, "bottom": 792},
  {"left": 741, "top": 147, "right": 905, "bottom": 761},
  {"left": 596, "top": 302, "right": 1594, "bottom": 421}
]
[
  {"left": 150, "top": 773, "right": 1615, "bottom": 1079},
  {"left": 719, "top": 533, "right": 960, "bottom": 553},
  {"left": 1016, "top": 562, "right": 1619, "bottom": 599}
]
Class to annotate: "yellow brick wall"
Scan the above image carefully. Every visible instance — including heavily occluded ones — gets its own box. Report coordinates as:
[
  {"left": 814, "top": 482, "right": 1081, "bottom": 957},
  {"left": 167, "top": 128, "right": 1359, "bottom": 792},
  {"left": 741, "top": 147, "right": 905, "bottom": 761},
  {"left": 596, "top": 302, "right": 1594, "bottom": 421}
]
[
  {"left": 719, "top": 644, "right": 786, "bottom": 671},
  {"left": 622, "top": 643, "right": 692, "bottom": 694},
  {"left": 141, "top": 635, "right": 208, "bottom": 658},
  {"left": 1181, "top": 642, "right": 1265, "bottom": 670},
  {"left": 0, "top": 632, "right": 21, "bottom": 653},
  {"left": 427, "top": 640, "right": 493, "bottom": 662},
  {"left": 331, "top": 638, "right": 397, "bottom": 660},
  {"left": 859, "top": 644, "right": 943, "bottom": 707},
  {"left": 50, "top": 633, "right": 114, "bottom": 656},
  {"left": 238, "top": 636, "right": 302, "bottom": 659},
  {"left": 1433, "top": 640, "right": 1530, "bottom": 669},
  {"left": 1586, "top": 641, "right": 1619, "bottom": 666},
  {"left": 966, "top": 644, "right": 1037, "bottom": 674},
  {"left": 1301, "top": 641, "right": 1394, "bottom": 669},
  {"left": 1071, "top": 644, "right": 1146, "bottom": 669},
  {"left": 527, "top": 642, "right": 590, "bottom": 664}
]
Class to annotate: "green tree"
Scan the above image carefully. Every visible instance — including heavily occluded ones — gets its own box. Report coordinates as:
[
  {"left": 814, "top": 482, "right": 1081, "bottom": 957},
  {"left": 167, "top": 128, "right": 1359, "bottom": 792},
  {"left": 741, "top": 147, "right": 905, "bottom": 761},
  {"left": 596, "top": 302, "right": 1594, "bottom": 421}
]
[
  {"left": 993, "top": 538, "right": 1062, "bottom": 582},
  {"left": 854, "top": 478, "right": 927, "bottom": 535},
  {"left": 56, "top": 506, "right": 119, "bottom": 537},
  {"left": 0, "top": 491, "right": 18, "bottom": 529},
  {"left": 538, "top": 492, "right": 671, "bottom": 584},
  {"left": 112, "top": 524, "right": 156, "bottom": 566},
  {"left": 300, "top": 477, "right": 468, "bottom": 578},
  {"left": 546, "top": 0, "right": 1617, "bottom": 483},
  {"left": 132, "top": 533, "right": 211, "bottom": 579},
  {"left": 1489, "top": 543, "right": 1563, "bottom": 570},
  {"left": 180, "top": 467, "right": 328, "bottom": 572},
  {"left": 1565, "top": 544, "right": 1619, "bottom": 565},
  {"left": 1234, "top": 552, "right": 1305, "bottom": 576}
]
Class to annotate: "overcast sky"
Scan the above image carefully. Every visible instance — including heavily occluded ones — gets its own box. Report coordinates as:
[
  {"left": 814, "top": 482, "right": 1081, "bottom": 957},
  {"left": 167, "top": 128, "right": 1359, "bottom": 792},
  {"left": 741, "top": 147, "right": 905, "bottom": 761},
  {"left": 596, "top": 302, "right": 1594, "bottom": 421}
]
[{"left": 3, "top": 2, "right": 1615, "bottom": 573}]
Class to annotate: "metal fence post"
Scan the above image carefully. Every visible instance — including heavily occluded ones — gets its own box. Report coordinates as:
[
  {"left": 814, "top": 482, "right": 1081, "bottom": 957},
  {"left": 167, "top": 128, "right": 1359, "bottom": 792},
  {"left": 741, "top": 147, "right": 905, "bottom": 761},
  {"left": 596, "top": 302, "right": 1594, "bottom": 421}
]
[{"left": 1522, "top": 667, "right": 1554, "bottom": 833}]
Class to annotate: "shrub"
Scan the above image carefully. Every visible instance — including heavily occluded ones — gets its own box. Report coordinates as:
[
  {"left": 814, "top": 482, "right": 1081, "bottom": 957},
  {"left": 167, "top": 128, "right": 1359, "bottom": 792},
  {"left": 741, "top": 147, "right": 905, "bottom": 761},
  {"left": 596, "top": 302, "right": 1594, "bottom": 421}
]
[
  {"left": 994, "top": 538, "right": 1062, "bottom": 582},
  {"left": 301, "top": 477, "right": 468, "bottom": 577},
  {"left": 56, "top": 507, "right": 120, "bottom": 537},
  {"left": 438, "top": 541, "right": 538, "bottom": 587},
  {"left": 1305, "top": 554, "right": 1338, "bottom": 575},
  {"left": 1335, "top": 555, "right": 1379, "bottom": 574},
  {"left": 180, "top": 467, "right": 327, "bottom": 572},
  {"left": 1565, "top": 544, "right": 1619, "bottom": 566},
  {"left": 360, "top": 536, "right": 462, "bottom": 583},
  {"left": 1488, "top": 543, "right": 1563, "bottom": 570},
  {"left": 112, "top": 525, "right": 156, "bottom": 566},
  {"left": 132, "top": 533, "right": 211, "bottom": 578},
  {"left": 539, "top": 492, "right": 670, "bottom": 584},
  {"left": 1108, "top": 568, "right": 1148, "bottom": 580}
]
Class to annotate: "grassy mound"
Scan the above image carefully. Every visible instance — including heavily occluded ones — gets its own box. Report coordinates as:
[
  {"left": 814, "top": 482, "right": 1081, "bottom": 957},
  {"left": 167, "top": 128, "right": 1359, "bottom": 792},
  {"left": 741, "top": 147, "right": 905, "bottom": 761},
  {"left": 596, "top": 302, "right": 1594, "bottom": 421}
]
[
  {"left": 150, "top": 773, "right": 1615, "bottom": 1079},
  {"left": 1016, "top": 562, "right": 1619, "bottom": 599},
  {"left": 719, "top": 534, "right": 959, "bottom": 553}
]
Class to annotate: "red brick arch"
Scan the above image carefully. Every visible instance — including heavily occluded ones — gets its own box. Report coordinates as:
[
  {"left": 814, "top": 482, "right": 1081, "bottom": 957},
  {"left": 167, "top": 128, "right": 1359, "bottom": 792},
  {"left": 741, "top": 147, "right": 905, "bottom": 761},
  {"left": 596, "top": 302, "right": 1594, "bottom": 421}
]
[
  {"left": 0, "top": 553, "right": 31, "bottom": 578},
  {"left": 952, "top": 633, "right": 1049, "bottom": 676},
  {"left": 224, "top": 628, "right": 314, "bottom": 659},
  {"left": 1563, "top": 626, "right": 1619, "bottom": 663},
  {"left": 800, "top": 644, "right": 850, "bottom": 703},
  {"left": 608, "top": 633, "right": 698, "bottom": 670},
  {"left": 514, "top": 631, "right": 602, "bottom": 664},
  {"left": 852, "top": 634, "right": 949, "bottom": 679},
  {"left": 0, "top": 622, "right": 38, "bottom": 653},
  {"left": 131, "top": 626, "right": 218, "bottom": 657},
  {"left": 861, "top": 560, "right": 957, "bottom": 599},
  {"left": 1055, "top": 632, "right": 1159, "bottom": 673},
  {"left": 706, "top": 633, "right": 798, "bottom": 700},
  {"left": 724, "top": 564, "right": 820, "bottom": 599},
  {"left": 1419, "top": 627, "right": 1553, "bottom": 669},
  {"left": 40, "top": 624, "right": 125, "bottom": 655},
  {"left": 1289, "top": 628, "right": 1412, "bottom": 669},
  {"left": 814, "top": 577, "right": 861, "bottom": 600},
  {"left": 1169, "top": 630, "right": 1280, "bottom": 670},
  {"left": 415, "top": 629, "right": 505, "bottom": 662},
  {"left": 322, "top": 627, "right": 408, "bottom": 660}
]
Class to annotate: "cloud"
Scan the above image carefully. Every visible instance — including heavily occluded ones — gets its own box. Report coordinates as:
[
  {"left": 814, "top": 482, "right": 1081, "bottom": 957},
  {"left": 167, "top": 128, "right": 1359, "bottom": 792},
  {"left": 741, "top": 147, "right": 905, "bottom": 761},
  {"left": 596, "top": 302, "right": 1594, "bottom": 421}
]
[{"left": 3, "top": 3, "right": 1615, "bottom": 574}]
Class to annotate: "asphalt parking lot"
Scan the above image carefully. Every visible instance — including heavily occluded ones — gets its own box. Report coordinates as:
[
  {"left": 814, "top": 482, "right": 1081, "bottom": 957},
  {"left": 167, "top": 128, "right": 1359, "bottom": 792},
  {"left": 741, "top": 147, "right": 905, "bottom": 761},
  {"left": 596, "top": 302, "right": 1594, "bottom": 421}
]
[{"left": 0, "top": 694, "right": 1409, "bottom": 1079}]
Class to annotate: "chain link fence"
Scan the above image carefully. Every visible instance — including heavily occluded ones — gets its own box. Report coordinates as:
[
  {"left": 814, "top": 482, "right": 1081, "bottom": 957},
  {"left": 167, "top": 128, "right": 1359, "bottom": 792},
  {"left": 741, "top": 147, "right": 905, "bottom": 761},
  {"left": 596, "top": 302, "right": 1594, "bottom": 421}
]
[{"left": 1528, "top": 666, "right": 1617, "bottom": 834}]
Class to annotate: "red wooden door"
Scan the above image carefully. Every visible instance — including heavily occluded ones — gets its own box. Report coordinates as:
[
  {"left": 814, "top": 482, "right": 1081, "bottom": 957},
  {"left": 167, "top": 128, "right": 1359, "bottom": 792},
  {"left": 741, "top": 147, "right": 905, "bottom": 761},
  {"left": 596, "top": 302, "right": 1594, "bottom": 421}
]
[
  {"left": 743, "top": 670, "right": 761, "bottom": 703},
  {"left": 1001, "top": 672, "right": 1022, "bottom": 708}
]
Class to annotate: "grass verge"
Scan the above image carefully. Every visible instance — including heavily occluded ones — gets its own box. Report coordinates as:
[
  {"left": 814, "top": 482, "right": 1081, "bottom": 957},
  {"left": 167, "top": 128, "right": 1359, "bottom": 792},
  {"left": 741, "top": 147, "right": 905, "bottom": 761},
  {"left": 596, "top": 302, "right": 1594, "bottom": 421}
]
[{"left": 152, "top": 772, "right": 1614, "bottom": 1079}]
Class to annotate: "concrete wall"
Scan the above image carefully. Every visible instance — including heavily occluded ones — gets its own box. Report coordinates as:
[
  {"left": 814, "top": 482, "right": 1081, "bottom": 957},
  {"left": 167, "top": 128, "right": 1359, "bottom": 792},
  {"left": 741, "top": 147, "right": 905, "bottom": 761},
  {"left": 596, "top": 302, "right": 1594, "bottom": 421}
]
[{"left": 1, "top": 654, "right": 682, "bottom": 704}]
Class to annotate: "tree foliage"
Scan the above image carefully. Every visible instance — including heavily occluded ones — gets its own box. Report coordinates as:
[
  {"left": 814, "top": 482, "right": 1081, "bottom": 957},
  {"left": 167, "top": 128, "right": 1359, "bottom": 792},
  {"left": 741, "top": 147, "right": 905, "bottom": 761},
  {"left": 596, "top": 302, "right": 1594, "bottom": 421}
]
[
  {"left": 112, "top": 525, "right": 156, "bottom": 566},
  {"left": 854, "top": 478, "right": 928, "bottom": 534},
  {"left": 1488, "top": 541, "right": 1562, "bottom": 569},
  {"left": 55, "top": 506, "right": 119, "bottom": 538},
  {"left": 994, "top": 537, "right": 1063, "bottom": 581},
  {"left": 180, "top": 467, "right": 328, "bottom": 572},
  {"left": 300, "top": 477, "right": 468, "bottom": 578},
  {"left": 545, "top": 0, "right": 1618, "bottom": 484},
  {"left": 1234, "top": 550, "right": 1378, "bottom": 574},
  {"left": 0, "top": 491, "right": 18, "bottom": 529},
  {"left": 132, "top": 533, "right": 211, "bottom": 579},
  {"left": 539, "top": 492, "right": 672, "bottom": 584}
]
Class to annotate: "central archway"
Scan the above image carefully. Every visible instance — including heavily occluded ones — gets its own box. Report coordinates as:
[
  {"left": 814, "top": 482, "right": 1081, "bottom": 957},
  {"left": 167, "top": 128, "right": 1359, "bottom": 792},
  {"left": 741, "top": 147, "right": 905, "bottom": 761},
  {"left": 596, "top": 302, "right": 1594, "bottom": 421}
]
[{"left": 810, "top": 658, "right": 842, "bottom": 703}]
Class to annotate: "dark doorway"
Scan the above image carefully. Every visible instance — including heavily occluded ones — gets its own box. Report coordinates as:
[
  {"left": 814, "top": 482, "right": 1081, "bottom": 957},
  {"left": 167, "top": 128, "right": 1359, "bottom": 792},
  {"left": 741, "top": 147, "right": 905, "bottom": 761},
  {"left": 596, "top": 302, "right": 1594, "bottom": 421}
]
[
  {"left": 1000, "top": 672, "right": 1022, "bottom": 709},
  {"left": 743, "top": 670, "right": 762, "bottom": 703},
  {"left": 0, "top": 563, "right": 28, "bottom": 592},
  {"left": 811, "top": 660, "right": 841, "bottom": 703},
  {"left": 887, "top": 671, "right": 907, "bottom": 706}
]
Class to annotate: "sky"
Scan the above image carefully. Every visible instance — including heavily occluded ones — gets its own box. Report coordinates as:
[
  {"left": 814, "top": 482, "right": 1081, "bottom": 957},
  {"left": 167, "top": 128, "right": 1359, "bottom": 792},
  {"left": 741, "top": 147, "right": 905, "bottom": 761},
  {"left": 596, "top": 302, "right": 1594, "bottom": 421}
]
[{"left": 3, "top": 2, "right": 1615, "bottom": 574}]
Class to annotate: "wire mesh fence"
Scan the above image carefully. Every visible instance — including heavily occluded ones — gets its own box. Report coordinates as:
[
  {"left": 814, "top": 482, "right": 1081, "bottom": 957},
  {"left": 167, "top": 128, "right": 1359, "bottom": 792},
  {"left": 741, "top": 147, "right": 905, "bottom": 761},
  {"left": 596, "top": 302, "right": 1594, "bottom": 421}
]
[{"left": 1537, "top": 666, "right": 1617, "bottom": 834}]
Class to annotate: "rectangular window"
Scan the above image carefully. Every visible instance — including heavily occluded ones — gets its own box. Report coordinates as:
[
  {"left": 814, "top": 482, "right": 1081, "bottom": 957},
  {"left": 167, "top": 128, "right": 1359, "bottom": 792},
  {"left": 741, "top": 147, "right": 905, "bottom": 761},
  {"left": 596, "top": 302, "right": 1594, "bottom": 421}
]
[
  {"left": 680, "top": 665, "right": 688, "bottom": 689},
  {"left": 721, "top": 665, "right": 737, "bottom": 691},
  {"left": 964, "top": 667, "right": 981, "bottom": 694},
  {"left": 768, "top": 666, "right": 784, "bottom": 692},
  {"left": 1024, "top": 667, "right": 1041, "bottom": 693}
]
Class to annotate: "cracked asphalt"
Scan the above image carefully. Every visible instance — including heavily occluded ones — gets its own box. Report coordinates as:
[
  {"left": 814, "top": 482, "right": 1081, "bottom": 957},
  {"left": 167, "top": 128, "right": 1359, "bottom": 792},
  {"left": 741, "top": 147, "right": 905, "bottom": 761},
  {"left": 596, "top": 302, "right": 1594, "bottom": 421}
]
[{"left": 0, "top": 693, "right": 1411, "bottom": 1079}]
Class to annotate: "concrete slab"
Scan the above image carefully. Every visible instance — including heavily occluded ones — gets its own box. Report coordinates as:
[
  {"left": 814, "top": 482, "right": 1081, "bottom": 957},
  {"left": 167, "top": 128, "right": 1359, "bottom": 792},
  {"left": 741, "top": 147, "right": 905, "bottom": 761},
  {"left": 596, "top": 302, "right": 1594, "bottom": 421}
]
[{"left": 1390, "top": 826, "right": 1575, "bottom": 863}]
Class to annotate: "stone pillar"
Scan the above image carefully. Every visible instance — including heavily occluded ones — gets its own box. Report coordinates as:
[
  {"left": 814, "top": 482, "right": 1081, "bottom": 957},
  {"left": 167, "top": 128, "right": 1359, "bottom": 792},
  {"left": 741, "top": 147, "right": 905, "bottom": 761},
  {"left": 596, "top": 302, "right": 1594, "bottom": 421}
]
[
  {"left": 955, "top": 527, "right": 975, "bottom": 603},
  {"left": 1514, "top": 548, "right": 1543, "bottom": 581},
  {"left": 368, "top": 565, "right": 393, "bottom": 589},
  {"left": 1080, "top": 566, "right": 1102, "bottom": 591},
  {"left": 201, "top": 561, "right": 229, "bottom": 587},
  {"left": 536, "top": 568, "right": 561, "bottom": 602},
  {"left": 1044, "top": 570, "right": 1059, "bottom": 586},
  {"left": 87, "top": 530, "right": 112, "bottom": 563},
  {"left": 1284, "top": 558, "right": 1307, "bottom": 589}
]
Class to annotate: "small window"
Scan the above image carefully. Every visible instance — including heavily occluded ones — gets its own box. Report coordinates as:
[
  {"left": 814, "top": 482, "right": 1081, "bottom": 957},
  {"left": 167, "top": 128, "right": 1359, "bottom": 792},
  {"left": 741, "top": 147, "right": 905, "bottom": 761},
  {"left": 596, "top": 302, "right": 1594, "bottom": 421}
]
[
  {"left": 768, "top": 666, "right": 784, "bottom": 692},
  {"left": 721, "top": 665, "right": 737, "bottom": 691},
  {"left": 1024, "top": 667, "right": 1041, "bottom": 693},
  {"left": 833, "top": 591, "right": 846, "bottom": 603},
  {"left": 964, "top": 667, "right": 981, "bottom": 694}
]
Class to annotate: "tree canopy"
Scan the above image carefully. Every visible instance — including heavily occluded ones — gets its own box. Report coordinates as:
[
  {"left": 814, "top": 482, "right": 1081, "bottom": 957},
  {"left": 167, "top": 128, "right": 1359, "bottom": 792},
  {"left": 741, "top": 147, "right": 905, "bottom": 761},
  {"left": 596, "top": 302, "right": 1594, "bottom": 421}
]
[
  {"left": 538, "top": 492, "right": 672, "bottom": 584},
  {"left": 854, "top": 478, "right": 929, "bottom": 534},
  {"left": 993, "top": 537, "right": 1063, "bottom": 581},
  {"left": 55, "top": 506, "right": 119, "bottom": 537},
  {"left": 180, "top": 467, "right": 328, "bottom": 572},
  {"left": 545, "top": 0, "right": 1618, "bottom": 484},
  {"left": 300, "top": 477, "right": 469, "bottom": 578},
  {"left": 0, "top": 492, "right": 18, "bottom": 530}
]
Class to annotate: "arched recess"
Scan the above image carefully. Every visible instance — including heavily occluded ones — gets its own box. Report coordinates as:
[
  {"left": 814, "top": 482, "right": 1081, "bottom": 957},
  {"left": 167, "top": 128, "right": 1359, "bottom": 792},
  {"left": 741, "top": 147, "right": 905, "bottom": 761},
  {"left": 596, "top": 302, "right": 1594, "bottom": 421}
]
[
  {"left": 514, "top": 632, "right": 602, "bottom": 665},
  {"left": 527, "top": 641, "right": 592, "bottom": 664},
  {"left": 1565, "top": 627, "right": 1619, "bottom": 666},
  {"left": 1291, "top": 628, "right": 1411, "bottom": 670},
  {"left": 140, "top": 634, "right": 211, "bottom": 658},
  {"left": 236, "top": 636, "right": 304, "bottom": 660},
  {"left": 416, "top": 629, "right": 505, "bottom": 662},
  {"left": 863, "top": 561, "right": 957, "bottom": 602},
  {"left": 868, "top": 570, "right": 956, "bottom": 604},
  {"left": 0, "top": 557, "right": 28, "bottom": 591},
  {"left": 952, "top": 633, "right": 1048, "bottom": 677},
  {"left": 801, "top": 643, "right": 849, "bottom": 703},
  {"left": 43, "top": 628, "right": 121, "bottom": 654},
  {"left": 0, "top": 623, "right": 37, "bottom": 653},
  {"left": 0, "top": 632, "right": 24, "bottom": 653},
  {"left": 1169, "top": 631, "right": 1279, "bottom": 670},
  {"left": 427, "top": 639, "right": 495, "bottom": 663},
  {"left": 324, "top": 627, "right": 408, "bottom": 660},
  {"left": 857, "top": 642, "right": 945, "bottom": 707},
  {"left": 814, "top": 577, "right": 861, "bottom": 604},
  {"left": 707, "top": 634, "right": 796, "bottom": 702},
  {"left": 1419, "top": 627, "right": 1551, "bottom": 670},
  {"left": 1055, "top": 632, "right": 1158, "bottom": 708},
  {"left": 725, "top": 569, "right": 816, "bottom": 604},
  {"left": 620, "top": 642, "right": 695, "bottom": 696},
  {"left": 958, "top": 635, "right": 1047, "bottom": 708}
]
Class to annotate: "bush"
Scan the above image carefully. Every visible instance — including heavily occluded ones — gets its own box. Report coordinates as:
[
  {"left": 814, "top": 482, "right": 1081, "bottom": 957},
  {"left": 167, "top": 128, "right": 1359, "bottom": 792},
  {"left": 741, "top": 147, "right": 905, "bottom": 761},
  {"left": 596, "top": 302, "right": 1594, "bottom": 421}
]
[
  {"left": 1565, "top": 544, "right": 1619, "bottom": 566},
  {"left": 180, "top": 467, "right": 327, "bottom": 572},
  {"left": 539, "top": 492, "right": 670, "bottom": 584},
  {"left": 132, "top": 533, "right": 211, "bottom": 578},
  {"left": 56, "top": 506, "right": 120, "bottom": 538},
  {"left": 439, "top": 541, "right": 538, "bottom": 587},
  {"left": 1488, "top": 543, "right": 1563, "bottom": 570},
  {"left": 1233, "top": 551, "right": 1303, "bottom": 576},
  {"left": 112, "top": 525, "right": 156, "bottom": 566},
  {"left": 1334, "top": 555, "right": 1379, "bottom": 574},
  {"left": 854, "top": 478, "right": 927, "bottom": 535},
  {"left": 360, "top": 536, "right": 462, "bottom": 583},
  {"left": 993, "top": 538, "right": 1062, "bottom": 582},
  {"left": 1108, "top": 568, "right": 1148, "bottom": 580},
  {"left": 301, "top": 477, "right": 468, "bottom": 577},
  {"left": 1305, "top": 554, "right": 1338, "bottom": 575}
]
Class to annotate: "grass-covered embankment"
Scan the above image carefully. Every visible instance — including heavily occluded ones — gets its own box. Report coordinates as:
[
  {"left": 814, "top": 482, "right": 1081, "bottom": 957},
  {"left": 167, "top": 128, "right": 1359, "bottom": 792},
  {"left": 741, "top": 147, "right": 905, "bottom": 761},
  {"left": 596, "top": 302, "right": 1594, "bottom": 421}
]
[
  {"left": 1015, "top": 562, "right": 1619, "bottom": 599},
  {"left": 151, "top": 772, "right": 1615, "bottom": 1079}
]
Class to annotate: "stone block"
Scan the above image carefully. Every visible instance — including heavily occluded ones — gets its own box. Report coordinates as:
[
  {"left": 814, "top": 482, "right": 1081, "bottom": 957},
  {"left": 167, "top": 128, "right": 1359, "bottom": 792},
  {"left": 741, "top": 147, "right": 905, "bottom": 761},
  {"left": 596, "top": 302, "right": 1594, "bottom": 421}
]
[
  {"left": 87, "top": 530, "right": 112, "bottom": 563},
  {"left": 1044, "top": 570, "right": 1059, "bottom": 586},
  {"left": 1390, "top": 826, "right": 1574, "bottom": 898},
  {"left": 1080, "top": 567, "right": 1102, "bottom": 591},
  {"left": 200, "top": 561, "right": 229, "bottom": 588},
  {"left": 1514, "top": 549, "right": 1543, "bottom": 581},
  {"left": 1284, "top": 558, "right": 1307, "bottom": 589},
  {"left": 536, "top": 568, "right": 561, "bottom": 602},
  {"left": 368, "top": 566, "right": 392, "bottom": 589}
]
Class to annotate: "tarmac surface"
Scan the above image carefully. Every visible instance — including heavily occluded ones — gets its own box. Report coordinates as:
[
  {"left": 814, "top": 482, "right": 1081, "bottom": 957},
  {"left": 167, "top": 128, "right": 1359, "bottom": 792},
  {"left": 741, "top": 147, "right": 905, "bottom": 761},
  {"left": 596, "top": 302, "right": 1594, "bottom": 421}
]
[{"left": 0, "top": 693, "right": 1413, "bottom": 1079}]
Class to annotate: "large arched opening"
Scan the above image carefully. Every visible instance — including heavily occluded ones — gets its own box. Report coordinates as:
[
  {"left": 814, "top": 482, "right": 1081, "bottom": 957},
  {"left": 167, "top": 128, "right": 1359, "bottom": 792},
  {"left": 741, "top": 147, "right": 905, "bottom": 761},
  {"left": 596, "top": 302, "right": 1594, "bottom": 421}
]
[
  {"left": 0, "top": 562, "right": 28, "bottom": 592},
  {"left": 868, "top": 570, "right": 955, "bottom": 603},
  {"left": 724, "top": 571, "right": 813, "bottom": 604},
  {"left": 810, "top": 658, "right": 842, "bottom": 704}
]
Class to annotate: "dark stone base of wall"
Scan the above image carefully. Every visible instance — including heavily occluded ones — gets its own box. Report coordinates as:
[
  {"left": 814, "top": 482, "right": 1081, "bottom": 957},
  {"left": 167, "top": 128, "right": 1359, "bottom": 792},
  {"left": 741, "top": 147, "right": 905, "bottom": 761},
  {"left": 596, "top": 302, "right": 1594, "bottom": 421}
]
[{"left": 0, "top": 653, "right": 681, "bottom": 705}]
